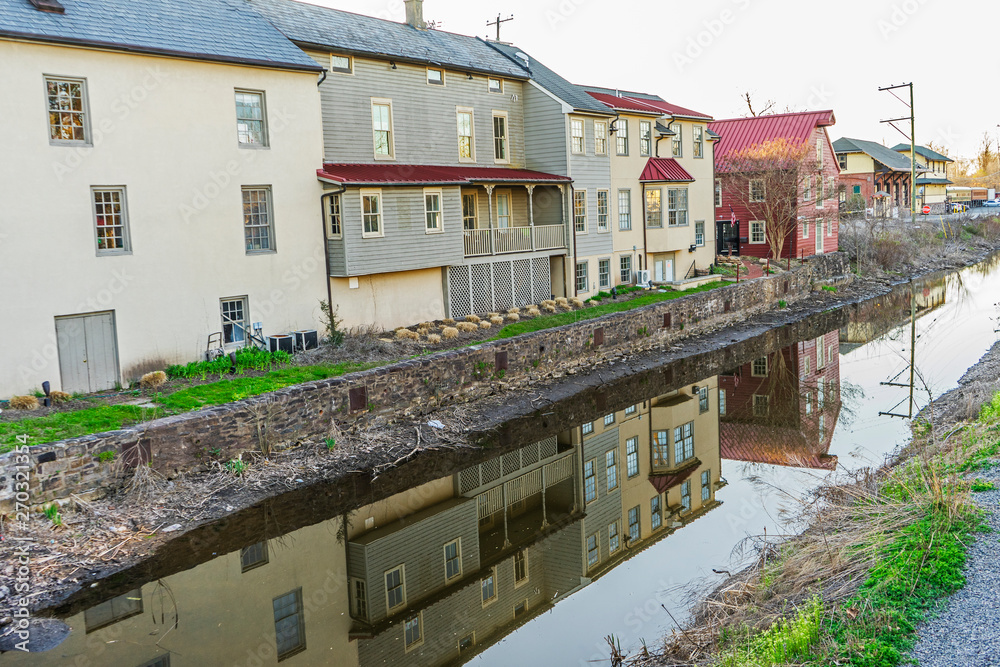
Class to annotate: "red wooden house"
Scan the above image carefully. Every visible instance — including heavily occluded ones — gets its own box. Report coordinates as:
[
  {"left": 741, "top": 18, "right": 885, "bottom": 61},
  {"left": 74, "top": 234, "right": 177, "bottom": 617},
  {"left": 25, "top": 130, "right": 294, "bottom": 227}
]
[{"left": 710, "top": 111, "right": 840, "bottom": 260}]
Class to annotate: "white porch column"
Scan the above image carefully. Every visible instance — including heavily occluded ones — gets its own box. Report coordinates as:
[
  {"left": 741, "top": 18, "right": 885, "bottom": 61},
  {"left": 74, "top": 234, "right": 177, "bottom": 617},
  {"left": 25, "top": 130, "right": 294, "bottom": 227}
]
[
  {"left": 527, "top": 184, "right": 536, "bottom": 250},
  {"left": 485, "top": 184, "right": 495, "bottom": 255}
]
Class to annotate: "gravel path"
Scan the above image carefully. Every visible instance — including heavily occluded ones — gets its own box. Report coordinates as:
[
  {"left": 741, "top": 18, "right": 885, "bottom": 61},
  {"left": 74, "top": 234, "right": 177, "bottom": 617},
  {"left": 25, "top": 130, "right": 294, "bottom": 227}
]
[{"left": 910, "top": 464, "right": 1000, "bottom": 666}]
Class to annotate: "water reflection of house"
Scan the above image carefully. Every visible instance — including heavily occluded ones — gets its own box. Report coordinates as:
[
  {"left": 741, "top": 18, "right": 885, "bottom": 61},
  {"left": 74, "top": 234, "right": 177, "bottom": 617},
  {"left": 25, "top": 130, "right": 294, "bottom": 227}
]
[
  {"left": 720, "top": 332, "right": 842, "bottom": 471},
  {"left": 840, "top": 276, "right": 947, "bottom": 351}
]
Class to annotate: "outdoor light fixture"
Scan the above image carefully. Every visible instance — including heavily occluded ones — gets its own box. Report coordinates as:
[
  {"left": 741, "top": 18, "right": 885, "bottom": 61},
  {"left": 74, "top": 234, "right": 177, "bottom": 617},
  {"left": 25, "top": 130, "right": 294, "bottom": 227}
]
[{"left": 390, "top": 61, "right": 397, "bottom": 69}]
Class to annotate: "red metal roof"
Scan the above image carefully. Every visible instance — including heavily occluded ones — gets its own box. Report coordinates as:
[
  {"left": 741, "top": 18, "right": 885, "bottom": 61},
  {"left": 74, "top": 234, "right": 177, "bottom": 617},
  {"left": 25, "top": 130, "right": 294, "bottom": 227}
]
[
  {"left": 639, "top": 158, "right": 694, "bottom": 183},
  {"left": 708, "top": 110, "right": 836, "bottom": 162},
  {"left": 624, "top": 96, "right": 713, "bottom": 121},
  {"left": 648, "top": 460, "right": 701, "bottom": 495},
  {"left": 317, "top": 163, "right": 572, "bottom": 186},
  {"left": 585, "top": 91, "right": 713, "bottom": 120}
]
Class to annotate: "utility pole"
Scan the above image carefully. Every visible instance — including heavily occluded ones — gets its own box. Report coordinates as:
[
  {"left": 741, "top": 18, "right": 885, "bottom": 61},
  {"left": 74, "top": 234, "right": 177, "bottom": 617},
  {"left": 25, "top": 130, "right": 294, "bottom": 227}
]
[
  {"left": 878, "top": 82, "right": 916, "bottom": 224},
  {"left": 487, "top": 13, "right": 514, "bottom": 41}
]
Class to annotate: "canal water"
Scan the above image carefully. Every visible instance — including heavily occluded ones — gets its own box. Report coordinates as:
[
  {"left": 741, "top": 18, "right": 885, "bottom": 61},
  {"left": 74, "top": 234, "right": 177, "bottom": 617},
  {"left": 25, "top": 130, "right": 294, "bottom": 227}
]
[{"left": 7, "top": 256, "right": 1000, "bottom": 667}]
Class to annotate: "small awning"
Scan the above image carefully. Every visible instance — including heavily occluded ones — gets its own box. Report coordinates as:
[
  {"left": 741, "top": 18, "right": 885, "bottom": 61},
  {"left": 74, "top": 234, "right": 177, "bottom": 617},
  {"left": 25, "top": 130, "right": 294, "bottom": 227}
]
[
  {"left": 916, "top": 178, "right": 952, "bottom": 186},
  {"left": 317, "top": 163, "right": 572, "bottom": 187},
  {"left": 639, "top": 158, "right": 694, "bottom": 184},
  {"left": 648, "top": 459, "right": 701, "bottom": 495}
]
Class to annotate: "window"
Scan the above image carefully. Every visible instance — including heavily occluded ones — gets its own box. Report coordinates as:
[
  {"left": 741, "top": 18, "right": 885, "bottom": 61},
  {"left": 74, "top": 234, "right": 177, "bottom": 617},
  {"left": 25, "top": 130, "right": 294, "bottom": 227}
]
[
  {"left": 803, "top": 222, "right": 810, "bottom": 239},
  {"left": 604, "top": 413, "right": 615, "bottom": 426},
  {"left": 653, "top": 430, "right": 669, "bottom": 467},
  {"left": 352, "top": 580, "right": 368, "bottom": 620},
  {"left": 330, "top": 54, "right": 352, "bottom": 73},
  {"left": 221, "top": 297, "right": 248, "bottom": 345},
  {"left": 444, "top": 539, "right": 462, "bottom": 580},
  {"left": 587, "top": 534, "right": 599, "bottom": 567},
  {"left": 674, "top": 422, "right": 694, "bottom": 464},
  {"left": 753, "top": 394, "right": 769, "bottom": 416},
  {"left": 669, "top": 122, "right": 682, "bottom": 157},
  {"left": 804, "top": 175, "right": 813, "bottom": 201},
  {"left": 371, "top": 99, "right": 394, "bottom": 158},
  {"left": 488, "top": 77, "right": 503, "bottom": 94},
  {"left": 576, "top": 261, "right": 588, "bottom": 293},
  {"left": 462, "top": 193, "right": 478, "bottom": 230},
  {"left": 620, "top": 255, "right": 632, "bottom": 284},
  {"left": 361, "top": 190, "right": 383, "bottom": 237},
  {"left": 241, "top": 542, "right": 268, "bottom": 572},
  {"left": 668, "top": 188, "right": 688, "bottom": 226},
  {"left": 457, "top": 108, "right": 475, "bottom": 162},
  {"left": 693, "top": 125, "right": 704, "bottom": 158},
  {"left": 616, "top": 118, "right": 629, "bottom": 155},
  {"left": 625, "top": 404, "right": 637, "bottom": 416},
  {"left": 496, "top": 192, "right": 511, "bottom": 228},
  {"left": 651, "top": 495, "right": 662, "bottom": 530},
  {"left": 606, "top": 449, "right": 618, "bottom": 491},
  {"left": 853, "top": 184, "right": 861, "bottom": 195},
  {"left": 645, "top": 189, "right": 662, "bottom": 228},
  {"left": 584, "top": 459, "right": 597, "bottom": 503},
  {"left": 84, "top": 589, "right": 142, "bottom": 632},
  {"left": 243, "top": 187, "right": 274, "bottom": 252},
  {"left": 618, "top": 190, "right": 632, "bottom": 230},
  {"left": 427, "top": 67, "right": 444, "bottom": 85},
  {"left": 327, "top": 194, "right": 342, "bottom": 238},
  {"left": 837, "top": 153, "right": 847, "bottom": 170},
  {"left": 493, "top": 113, "right": 509, "bottom": 163},
  {"left": 628, "top": 506, "right": 640, "bottom": 542},
  {"left": 574, "top": 190, "right": 587, "bottom": 233},
  {"left": 827, "top": 217, "right": 833, "bottom": 236},
  {"left": 273, "top": 588, "right": 305, "bottom": 660},
  {"left": 235, "top": 90, "right": 267, "bottom": 147},
  {"left": 595, "top": 121, "right": 608, "bottom": 155},
  {"left": 719, "top": 388, "right": 726, "bottom": 416},
  {"left": 598, "top": 259, "right": 610, "bottom": 289},
  {"left": 571, "top": 118, "right": 585, "bottom": 154},
  {"left": 385, "top": 566, "right": 405, "bottom": 611},
  {"left": 819, "top": 414, "right": 826, "bottom": 442},
  {"left": 816, "top": 337, "right": 826, "bottom": 369},
  {"left": 804, "top": 354, "right": 811, "bottom": 377},
  {"left": 681, "top": 481, "right": 691, "bottom": 512},
  {"left": 424, "top": 189, "right": 443, "bottom": 233},
  {"left": 640, "top": 120, "right": 652, "bottom": 157},
  {"left": 514, "top": 550, "right": 528, "bottom": 584},
  {"left": 481, "top": 568, "right": 497, "bottom": 605},
  {"left": 609, "top": 521, "right": 620, "bottom": 552},
  {"left": 597, "top": 190, "right": 610, "bottom": 232},
  {"left": 701, "top": 470, "right": 711, "bottom": 501},
  {"left": 715, "top": 180, "right": 722, "bottom": 207},
  {"left": 695, "top": 220, "right": 705, "bottom": 247},
  {"left": 818, "top": 377, "right": 825, "bottom": 407},
  {"left": 582, "top": 421, "right": 594, "bottom": 435},
  {"left": 46, "top": 76, "right": 89, "bottom": 143},
  {"left": 626, "top": 436, "right": 639, "bottom": 477},
  {"left": 92, "top": 187, "right": 130, "bottom": 254},
  {"left": 698, "top": 386, "right": 709, "bottom": 413},
  {"left": 752, "top": 357, "right": 768, "bottom": 376},
  {"left": 514, "top": 600, "right": 528, "bottom": 617},
  {"left": 404, "top": 614, "right": 423, "bottom": 650},
  {"left": 816, "top": 138, "right": 824, "bottom": 171},
  {"left": 750, "top": 220, "right": 765, "bottom": 244},
  {"left": 806, "top": 392, "right": 812, "bottom": 414},
  {"left": 460, "top": 634, "right": 475, "bottom": 652},
  {"left": 749, "top": 179, "right": 765, "bottom": 202}
]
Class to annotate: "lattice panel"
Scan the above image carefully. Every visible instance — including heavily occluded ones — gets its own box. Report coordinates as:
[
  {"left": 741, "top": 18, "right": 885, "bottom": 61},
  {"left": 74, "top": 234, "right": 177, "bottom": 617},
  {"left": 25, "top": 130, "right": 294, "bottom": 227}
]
[
  {"left": 495, "top": 262, "right": 514, "bottom": 311},
  {"left": 521, "top": 442, "right": 539, "bottom": 466},
  {"left": 481, "top": 457, "right": 501, "bottom": 485},
  {"left": 513, "top": 259, "right": 531, "bottom": 306},
  {"left": 539, "top": 436, "right": 558, "bottom": 459},
  {"left": 532, "top": 257, "right": 552, "bottom": 303},
  {"left": 448, "top": 265, "right": 472, "bottom": 319},
  {"left": 502, "top": 451, "right": 520, "bottom": 476},
  {"left": 471, "top": 264, "right": 492, "bottom": 315},
  {"left": 459, "top": 467, "right": 480, "bottom": 494}
]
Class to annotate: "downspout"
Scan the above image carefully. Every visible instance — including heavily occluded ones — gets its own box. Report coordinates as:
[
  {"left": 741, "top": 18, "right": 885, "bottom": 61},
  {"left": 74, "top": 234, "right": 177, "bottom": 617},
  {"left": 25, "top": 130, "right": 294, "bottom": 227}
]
[
  {"left": 320, "top": 184, "right": 347, "bottom": 338},
  {"left": 570, "top": 185, "right": 579, "bottom": 297},
  {"left": 641, "top": 184, "right": 648, "bottom": 273}
]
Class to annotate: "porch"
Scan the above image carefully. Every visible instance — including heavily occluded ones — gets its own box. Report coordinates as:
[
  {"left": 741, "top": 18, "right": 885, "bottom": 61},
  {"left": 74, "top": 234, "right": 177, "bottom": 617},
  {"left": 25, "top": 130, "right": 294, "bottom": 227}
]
[{"left": 462, "top": 183, "right": 568, "bottom": 258}]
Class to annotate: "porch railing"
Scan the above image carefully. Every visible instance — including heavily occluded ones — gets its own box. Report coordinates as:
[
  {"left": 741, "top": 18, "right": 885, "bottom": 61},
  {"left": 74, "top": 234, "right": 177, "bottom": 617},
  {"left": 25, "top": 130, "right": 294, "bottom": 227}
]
[{"left": 463, "top": 224, "right": 566, "bottom": 257}]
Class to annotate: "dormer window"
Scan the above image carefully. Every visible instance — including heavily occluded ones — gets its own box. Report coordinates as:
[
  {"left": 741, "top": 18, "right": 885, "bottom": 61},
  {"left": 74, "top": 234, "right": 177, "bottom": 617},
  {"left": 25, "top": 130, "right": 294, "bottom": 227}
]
[
  {"left": 488, "top": 78, "right": 503, "bottom": 94},
  {"left": 427, "top": 68, "right": 445, "bottom": 85},
  {"left": 330, "top": 54, "right": 353, "bottom": 74}
]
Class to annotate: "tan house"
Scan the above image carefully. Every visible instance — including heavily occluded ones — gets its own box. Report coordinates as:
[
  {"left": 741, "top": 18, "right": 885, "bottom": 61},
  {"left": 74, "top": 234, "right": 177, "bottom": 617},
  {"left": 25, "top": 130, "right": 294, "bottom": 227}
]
[
  {"left": 0, "top": 0, "right": 327, "bottom": 398},
  {"left": 893, "top": 144, "right": 954, "bottom": 210}
]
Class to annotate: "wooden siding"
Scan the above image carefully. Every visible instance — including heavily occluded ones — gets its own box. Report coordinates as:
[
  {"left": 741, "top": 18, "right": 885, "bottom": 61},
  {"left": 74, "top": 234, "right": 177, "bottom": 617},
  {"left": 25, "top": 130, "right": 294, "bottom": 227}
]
[
  {"left": 581, "top": 428, "right": 625, "bottom": 569},
  {"left": 521, "top": 84, "right": 568, "bottom": 176},
  {"left": 327, "top": 237, "right": 347, "bottom": 275}
]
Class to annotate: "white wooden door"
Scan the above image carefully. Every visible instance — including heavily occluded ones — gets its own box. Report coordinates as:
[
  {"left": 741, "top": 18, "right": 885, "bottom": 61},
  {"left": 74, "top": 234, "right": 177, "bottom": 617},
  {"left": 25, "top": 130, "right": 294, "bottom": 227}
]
[
  {"left": 815, "top": 221, "right": 824, "bottom": 254},
  {"left": 654, "top": 258, "right": 674, "bottom": 282},
  {"left": 55, "top": 312, "right": 120, "bottom": 394}
]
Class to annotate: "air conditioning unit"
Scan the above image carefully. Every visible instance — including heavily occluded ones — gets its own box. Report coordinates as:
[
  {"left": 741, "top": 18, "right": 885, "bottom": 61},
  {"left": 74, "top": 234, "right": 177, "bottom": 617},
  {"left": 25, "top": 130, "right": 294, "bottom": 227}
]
[{"left": 635, "top": 270, "right": 651, "bottom": 288}]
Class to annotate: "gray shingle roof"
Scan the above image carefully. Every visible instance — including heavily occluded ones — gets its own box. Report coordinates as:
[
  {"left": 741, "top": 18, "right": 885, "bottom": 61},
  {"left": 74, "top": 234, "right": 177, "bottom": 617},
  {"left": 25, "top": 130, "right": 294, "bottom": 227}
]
[
  {"left": 246, "top": 0, "right": 528, "bottom": 78},
  {"left": 487, "top": 42, "right": 612, "bottom": 115},
  {"left": 892, "top": 143, "right": 954, "bottom": 163},
  {"left": 0, "top": 0, "right": 320, "bottom": 71},
  {"left": 833, "top": 137, "right": 926, "bottom": 172}
]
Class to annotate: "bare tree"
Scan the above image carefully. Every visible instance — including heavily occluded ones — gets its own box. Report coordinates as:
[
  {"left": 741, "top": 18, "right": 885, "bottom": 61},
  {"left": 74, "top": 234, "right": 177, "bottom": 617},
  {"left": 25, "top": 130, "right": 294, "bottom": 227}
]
[{"left": 743, "top": 91, "right": 776, "bottom": 118}]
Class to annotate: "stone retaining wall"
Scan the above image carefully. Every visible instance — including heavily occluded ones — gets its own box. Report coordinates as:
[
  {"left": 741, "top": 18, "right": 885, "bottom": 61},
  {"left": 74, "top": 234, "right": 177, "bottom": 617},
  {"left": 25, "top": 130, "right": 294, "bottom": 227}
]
[{"left": 0, "top": 253, "right": 850, "bottom": 511}]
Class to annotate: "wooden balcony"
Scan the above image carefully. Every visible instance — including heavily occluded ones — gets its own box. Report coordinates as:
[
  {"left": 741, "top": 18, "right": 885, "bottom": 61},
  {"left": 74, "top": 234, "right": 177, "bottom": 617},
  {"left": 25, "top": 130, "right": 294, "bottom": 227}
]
[{"left": 463, "top": 224, "right": 566, "bottom": 257}]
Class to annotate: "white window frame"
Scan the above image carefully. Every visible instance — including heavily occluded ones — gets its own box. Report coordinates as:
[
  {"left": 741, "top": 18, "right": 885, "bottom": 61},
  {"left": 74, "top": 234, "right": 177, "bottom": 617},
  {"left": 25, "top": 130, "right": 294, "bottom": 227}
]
[
  {"left": 513, "top": 549, "right": 529, "bottom": 587},
  {"left": 573, "top": 189, "right": 588, "bottom": 233},
  {"left": 481, "top": 567, "right": 497, "bottom": 607},
  {"left": 587, "top": 533, "right": 600, "bottom": 567},
  {"left": 462, "top": 191, "right": 478, "bottom": 230},
  {"left": 492, "top": 111, "right": 509, "bottom": 164},
  {"left": 456, "top": 106, "right": 476, "bottom": 163},
  {"left": 606, "top": 449, "right": 618, "bottom": 491},
  {"left": 597, "top": 189, "right": 610, "bottom": 232},
  {"left": 424, "top": 188, "right": 443, "bottom": 234},
  {"left": 404, "top": 612, "right": 424, "bottom": 652},
  {"left": 235, "top": 89, "right": 268, "bottom": 148},
  {"left": 628, "top": 506, "right": 640, "bottom": 542},
  {"left": 752, "top": 356, "right": 769, "bottom": 377},
  {"left": 598, "top": 257, "right": 611, "bottom": 289},
  {"left": 384, "top": 564, "right": 406, "bottom": 612},
  {"left": 45, "top": 75, "right": 91, "bottom": 145},
  {"left": 360, "top": 189, "right": 384, "bottom": 238},
  {"left": 803, "top": 221, "right": 810, "bottom": 239},
  {"left": 714, "top": 180, "right": 722, "bottom": 207},
  {"left": 693, "top": 125, "right": 704, "bottom": 158},
  {"left": 827, "top": 216, "right": 833, "bottom": 237},
  {"left": 495, "top": 190, "right": 512, "bottom": 228},
  {"left": 327, "top": 193, "right": 343, "bottom": 238},
  {"left": 673, "top": 422, "right": 694, "bottom": 464},
  {"left": 719, "top": 388, "right": 726, "bottom": 416},
  {"left": 609, "top": 521, "right": 620, "bottom": 552},
  {"left": 640, "top": 120, "right": 652, "bottom": 157},
  {"left": 242, "top": 186, "right": 276, "bottom": 254},
  {"left": 581, "top": 421, "right": 594, "bottom": 435},
  {"left": 695, "top": 220, "right": 705, "bottom": 247},
  {"left": 645, "top": 188, "right": 662, "bottom": 228},
  {"left": 595, "top": 120, "right": 608, "bottom": 155},
  {"left": 576, "top": 261, "right": 588, "bottom": 293},
  {"left": 272, "top": 588, "right": 305, "bottom": 660},
  {"left": 616, "top": 118, "right": 629, "bottom": 156},
  {"left": 749, "top": 179, "right": 765, "bottom": 203},
  {"left": 626, "top": 437, "right": 639, "bottom": 478},
  {"left": 584, "top": 459, "right": 597, "bottom": 503},
  {"left": 651, "top": 495, "right": 662, "bottom": 530},
  {"left": 330, "top": 53, "right": 353, "bottom": 74},
  {"left": 667, "top": 188, "right": 688, "bottom": 227},
  {"left": 619, "top": 255, "right": 632, "bottom": 284},
  {"left": 702, "top": 470, "right": 711, "bottom": 501},
  {"left": 221, "top": 296, "right": 249, "bottom": 346},
  {"left": 669, "top": 122, "right": 682, "bottom": 158},
  {"left": 750, "top": 220, "right": 765, "bottom": 244},
  {"left": 618, "top": 189, "right": 632, "bottom": 230},
  {"left": 426, "top": 67, "right": 445, "bottom": 86},
  {"left": 753, "top": 394, "right": 769, "bottom": 417},
  {"left": 488, "top": 77, "right": 504, "bottom": 94},
  {"left": 91, "top": 186, "right": 131, "bottom": 255},
  {"left": 571, "top": 118, "right": 585, "bottom": 155},
  {"left": 443, "top": 539, "right": 462, "bottom": 581},
  {"left": 604, "top": 413, "right": 615, "bottom": 426},
  {"left": 371, "top": 98, "right": 395, "bottom": 160}
]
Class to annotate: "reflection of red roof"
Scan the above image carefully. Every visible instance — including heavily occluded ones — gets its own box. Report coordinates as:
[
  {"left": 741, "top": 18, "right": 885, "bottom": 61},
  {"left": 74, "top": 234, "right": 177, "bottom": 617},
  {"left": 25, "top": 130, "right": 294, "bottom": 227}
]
[
  {"left": 317, "top": 163, "right": 572, "bottom": 186},
  {"left": 709, "top": 110, "right": 836, "bottom": 161},
  {"left": 720, "top": 423, "right": 838, "bottom": 471},
  {"left": 648, "top": 459, "right": 701, "bottom": 495},
  {"left": 640, "top": 158, "right": 694, "bottom": 183},
  {"left": 585, "top": 91, "right": 713, "bottom": 120}
]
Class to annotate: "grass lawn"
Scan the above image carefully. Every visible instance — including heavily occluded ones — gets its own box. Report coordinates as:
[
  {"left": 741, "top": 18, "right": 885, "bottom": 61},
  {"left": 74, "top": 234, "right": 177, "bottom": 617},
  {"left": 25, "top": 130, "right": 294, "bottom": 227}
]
[{"left": 493, "top": 281, "right": 725, "bottom": 339}]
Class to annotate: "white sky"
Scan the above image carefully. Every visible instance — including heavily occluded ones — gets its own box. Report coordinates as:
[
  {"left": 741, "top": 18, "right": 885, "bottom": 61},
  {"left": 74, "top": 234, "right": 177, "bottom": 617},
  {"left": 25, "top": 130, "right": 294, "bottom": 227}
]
[{"left": 304, "top": 0, "right": 996, "bottom": 162}]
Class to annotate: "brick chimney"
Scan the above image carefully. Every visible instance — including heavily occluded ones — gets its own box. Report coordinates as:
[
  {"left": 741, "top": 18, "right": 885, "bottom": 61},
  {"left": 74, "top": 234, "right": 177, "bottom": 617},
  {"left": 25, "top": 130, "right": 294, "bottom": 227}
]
[{"left": 404, "top": 0, "right": 426, "bottom": 29}]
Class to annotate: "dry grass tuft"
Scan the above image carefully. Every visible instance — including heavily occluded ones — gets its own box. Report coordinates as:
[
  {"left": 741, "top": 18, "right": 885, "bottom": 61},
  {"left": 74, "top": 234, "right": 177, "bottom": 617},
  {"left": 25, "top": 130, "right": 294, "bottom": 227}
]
[
  {"left": 395, "top": 328, "right": 420, "bottom": 341},
  {"left": 465, "top": 314, "right": 481, "bottom": 323},
  {"left": 457, "top": 322, "right": 478, "bottom": 333},
  {"left": 506, "top": 313, "right": 521, "bottom": 322},
  {"left": 442, "top": 327, "right": 459, "bottom": 339},
  {"left": 10, "top": 395, "right": 39, "bottom": 410},
  {"left": 541, "top": 299, "right": 556, "bottom": 309},
  {"left": 140, "top": 370, "right": 167, "bottom": 389},
  {"left": 479, "top": 321, "right": 492, "bottom": 330},
  {"left": 488, "top": 312, "right": 500, "bottom": 318},
  {"left": 50, "top": 390, "right": 72, "bottom": 403},
  {"left": 526, "top": 306, "right": 541, "bottom": 317},
  {"left": 507, "top": 307, "right": 521, "bottom": 315},
  {"left": 416, "top": 323, "right": 432, "bottom": 335},
  {"left": 570, "top": 297, "right": 585, "bottom": 308},
  {"left": 555, "top": 296, "right": 569, "bottom": 308},
  {"left": 426, "top": 333, "right": 442, "bottom": 344},
  {"left": 490, "top": 315, "right": 504, "bottom": 325},
  {"left": 542, "top": 303, "right": 557, "bottom": 313},
  {"left": 442, "top": 318, "right": 456, "bottom": 325}
]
